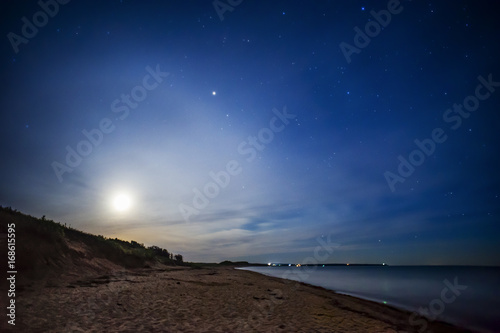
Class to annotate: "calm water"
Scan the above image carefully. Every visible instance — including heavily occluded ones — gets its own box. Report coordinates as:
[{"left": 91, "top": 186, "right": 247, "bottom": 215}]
[{"left": 238, "top": 266, "right": 500, "bottom": 333}]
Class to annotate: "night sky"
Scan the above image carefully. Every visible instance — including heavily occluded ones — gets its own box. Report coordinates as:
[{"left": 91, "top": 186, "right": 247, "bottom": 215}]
[{"left": 1, "top": 0, "right": 499, "bottom": 265}]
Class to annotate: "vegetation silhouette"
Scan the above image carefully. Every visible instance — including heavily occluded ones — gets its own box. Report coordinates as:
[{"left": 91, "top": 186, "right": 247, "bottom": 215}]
[{"left": 0, "top": 206, "right": 184, "bottom": 277}]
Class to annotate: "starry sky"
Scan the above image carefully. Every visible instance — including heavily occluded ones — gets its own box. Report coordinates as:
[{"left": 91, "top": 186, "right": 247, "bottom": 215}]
[{"left": 1, "top": 0, "right": 499, "bottom": 265}]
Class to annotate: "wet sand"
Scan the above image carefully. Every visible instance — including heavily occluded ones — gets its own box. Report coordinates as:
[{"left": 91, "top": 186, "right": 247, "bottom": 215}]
[{"left": 11, "top": 266, "right": 467, "bottom": 332}]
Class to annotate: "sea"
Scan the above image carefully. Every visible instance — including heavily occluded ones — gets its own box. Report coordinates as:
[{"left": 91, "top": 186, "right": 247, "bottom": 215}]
[{"left": 238, "top": 265, "right": 500, "bottom": 333}]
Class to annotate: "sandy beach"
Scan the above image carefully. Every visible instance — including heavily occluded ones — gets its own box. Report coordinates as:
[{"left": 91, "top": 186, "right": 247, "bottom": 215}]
[{"left": 9, "top": 266, "right": 468, "bottom": 332}]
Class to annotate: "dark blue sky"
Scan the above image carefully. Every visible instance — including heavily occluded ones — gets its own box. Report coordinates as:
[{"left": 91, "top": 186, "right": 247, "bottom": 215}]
[{"left": 1, "top": 0, "right": 499, "bottom": 264}]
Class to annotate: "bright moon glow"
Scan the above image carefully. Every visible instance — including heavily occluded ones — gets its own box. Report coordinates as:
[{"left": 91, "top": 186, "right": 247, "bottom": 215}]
[
  {"left": 212, "top": 91, "right": 216, "bottom": 95},
  {"left": 113, "top": 193, "right": 132, "bottom": 212}
]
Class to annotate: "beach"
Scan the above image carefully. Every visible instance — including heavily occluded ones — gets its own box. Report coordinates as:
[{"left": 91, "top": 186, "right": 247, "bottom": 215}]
[{"left": 10, "top": 266, "right": 468, "bottom": 332}]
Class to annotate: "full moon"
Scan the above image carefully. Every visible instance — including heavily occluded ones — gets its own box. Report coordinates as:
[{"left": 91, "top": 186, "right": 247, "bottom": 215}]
[{"left": 113, "top": 193, "right": 132, "bottom": 212}]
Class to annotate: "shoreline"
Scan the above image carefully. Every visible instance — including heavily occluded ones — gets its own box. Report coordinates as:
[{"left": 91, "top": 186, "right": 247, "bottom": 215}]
[
  {"left": 238, "top": 268, "right": 471, "bottom": 333},
  {"left": 238, "top": 265, "right": 495, "bottom": 333},
  {"left": 8, "top": 266, "right": 472, "bottom": 332}
]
